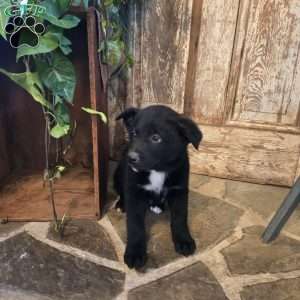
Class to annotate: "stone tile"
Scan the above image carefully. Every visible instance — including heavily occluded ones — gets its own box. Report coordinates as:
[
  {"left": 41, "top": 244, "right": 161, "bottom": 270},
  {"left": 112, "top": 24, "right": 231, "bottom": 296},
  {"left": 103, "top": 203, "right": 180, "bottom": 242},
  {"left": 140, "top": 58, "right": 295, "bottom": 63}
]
[
  {"left": 189, "top": 191, "right": 243, "bottom": 252},
  {"left": 222, "top": 226, "right": 300, "bottom": 275},
  {"left": 128, "top": 262, "right": 229, "bottom": 300},
  {"left": 225, "top": 180, "right": 289, "bottom": 218},
  {"left": 145, "top": 211, "right": 178, "bottom": 268},
  {"left": 241, "top": 278, "right": 300, "bottom": 300},
  {"left": 47, "top": 219, "right": 118, "bottom": 261},
  {"left": 190, "top": 175, "right": 227, "bottom": 200},
  {"left": 0, "top": 284, "right": 57, "bottom": 300},
  {"left": 225, "top": 180, "right": 300, "bottom": 237},
  {"left": 108, "top": 191, "right": 243, "bottom": 269},
  {"left": 0, "top": 233, "right": 124, "bottom": 300},
  {"left": 189, "top": 173, "right": 211, "bottom": 190},
  {"left": 0, "top": 222, "right": 26, "bottom": 237}
]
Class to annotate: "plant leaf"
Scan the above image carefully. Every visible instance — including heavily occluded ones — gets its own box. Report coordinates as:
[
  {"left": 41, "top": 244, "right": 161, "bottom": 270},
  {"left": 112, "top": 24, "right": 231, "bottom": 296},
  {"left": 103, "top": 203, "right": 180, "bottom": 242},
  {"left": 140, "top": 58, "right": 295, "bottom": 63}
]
[
  {"left": 59, "top": 44, "right": 72, "bottom": 55},
  {"left": 0, "top": 68, "right": 50, "bottom": 108},
  {"left": 42, "top": 0, "right": 61, "bottom": 18},
  {"left": 82, "top": 0, "right": 89, "bottom": 9},
  {"left": 36, "top": 51, "right": 76, "bottom": 103},
  {"left": 59, "top": 35, "right": 72, "bottom": 54},
  {"left": 81, "top": 107, "right": 107, "bottom": 123},
  {"left": 71, "top": 0, "right": 81, "bottom": 6},
  {"left": 0, "top": 0, "right": 10, "bottom": 40},
  {"left": 16, "top": 29, "right": 61, "bottom": 60},
  {"left": 55, "top": 101, "right": 70, "bottom": 125},
  {"left": 100, "top": 39, "right": 124, "bottom": 66},
  {"left": 72, "top": 0, "right": 89, "bottom": 9},
  {"left": 44, "top": 13, "right": 80, "bottom": 29},
  {"left": 57, "top": 0, "right": 72, "bottom": 14},
  {"left": 50, "top": 123, "right": 70, "bottom": 138},
  {"left": 52, "top": 164, "right": 66, "bottom": 179},
  {"left": 57, "top": 165, "right": 66, "bottom": 172},
  {"left": 42, "top": 1, "right": 80, "bottom": 28}
]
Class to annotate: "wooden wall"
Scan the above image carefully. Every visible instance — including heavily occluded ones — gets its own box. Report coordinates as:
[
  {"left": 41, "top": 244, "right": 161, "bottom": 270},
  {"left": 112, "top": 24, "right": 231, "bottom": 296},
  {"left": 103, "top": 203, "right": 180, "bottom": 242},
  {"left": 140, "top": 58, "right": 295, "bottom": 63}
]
[{"left": 109, "top": 0, "right": 300, "bottom": 186}]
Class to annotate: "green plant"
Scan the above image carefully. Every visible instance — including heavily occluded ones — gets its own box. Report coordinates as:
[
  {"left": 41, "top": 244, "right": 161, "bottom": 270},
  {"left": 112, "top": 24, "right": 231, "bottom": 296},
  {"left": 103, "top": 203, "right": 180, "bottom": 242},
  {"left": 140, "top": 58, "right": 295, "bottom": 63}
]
[
  {"left": 0, "top": 0, "right": 84, "bottom": 234},
  {"left": 81, "top": 107, "right": 108, "bottom": 123},
  {"left": 97, "top": 0, "right": 133, "bottom": 82},
  {"left": 0, "top": 0, "right": 130, "bottom": 233},
  {"left": 0, "top": 0, "right": 81, "bottom": 138}
]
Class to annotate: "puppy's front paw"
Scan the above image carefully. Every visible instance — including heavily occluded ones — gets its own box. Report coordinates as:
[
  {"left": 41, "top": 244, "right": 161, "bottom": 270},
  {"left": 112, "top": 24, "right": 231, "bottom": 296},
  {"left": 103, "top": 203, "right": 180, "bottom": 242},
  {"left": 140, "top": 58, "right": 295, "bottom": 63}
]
[
  {"left": 124, "top": 248, "right": 147, "bottom": 269},
  {"left": 174, "top": 238, "right": 196, "bottom": 256}
]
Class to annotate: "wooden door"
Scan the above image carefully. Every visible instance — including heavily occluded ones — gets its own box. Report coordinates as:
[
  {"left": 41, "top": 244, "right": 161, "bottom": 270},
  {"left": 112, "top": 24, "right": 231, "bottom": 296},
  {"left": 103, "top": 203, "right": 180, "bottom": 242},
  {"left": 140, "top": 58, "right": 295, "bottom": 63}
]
[{"left": 127, "top": 0, "right": 300, "bottom": 186}]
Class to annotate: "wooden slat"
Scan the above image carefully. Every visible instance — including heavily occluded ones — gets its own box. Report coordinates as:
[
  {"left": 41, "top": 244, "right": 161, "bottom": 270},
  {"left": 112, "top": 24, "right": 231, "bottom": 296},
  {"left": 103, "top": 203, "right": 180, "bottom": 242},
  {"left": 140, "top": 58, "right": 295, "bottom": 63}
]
[
  {"left": 87, "top": 8, "right": 109, "bottom": 218},
  {"left": 0, "top": 116, "right": 10, "bottom": 182},
  {"left": 231, "top": 0, "right": 300, "bottom": 126},
  {"left": 189, "top": 124, "right": 300, "bottom": 186},
  {"left": 185, "top": 0, "right": 240, "bottom": 124},
  {"left": 129, "top": 0, "right": 193, "bottom": 112}
]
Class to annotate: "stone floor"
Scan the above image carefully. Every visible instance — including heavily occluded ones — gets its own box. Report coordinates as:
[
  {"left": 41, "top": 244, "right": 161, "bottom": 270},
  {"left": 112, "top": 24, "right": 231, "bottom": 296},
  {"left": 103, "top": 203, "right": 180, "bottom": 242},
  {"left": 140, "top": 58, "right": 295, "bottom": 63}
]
[{"left": 1, "top": 173, "right": 300, "bottom": 300}]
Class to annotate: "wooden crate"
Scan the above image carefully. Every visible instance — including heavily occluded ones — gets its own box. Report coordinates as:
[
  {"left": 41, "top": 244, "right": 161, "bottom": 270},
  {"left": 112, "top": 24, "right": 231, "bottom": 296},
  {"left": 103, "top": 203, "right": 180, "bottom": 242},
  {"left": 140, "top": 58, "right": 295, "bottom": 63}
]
[{"left": 0, "top": 8, "right": 108, "bottom": 221}]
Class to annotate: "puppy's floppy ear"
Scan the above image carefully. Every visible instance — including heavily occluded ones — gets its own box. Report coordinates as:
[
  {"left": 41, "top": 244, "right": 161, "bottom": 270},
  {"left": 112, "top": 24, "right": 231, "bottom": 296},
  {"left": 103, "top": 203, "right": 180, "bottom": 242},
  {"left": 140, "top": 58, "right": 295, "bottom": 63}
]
[
  {"left": 176, "top": 117, "right": 203, "bottom": 149},
  {"left": 116, "top": 107, "right": 139, "bottom": 134}
]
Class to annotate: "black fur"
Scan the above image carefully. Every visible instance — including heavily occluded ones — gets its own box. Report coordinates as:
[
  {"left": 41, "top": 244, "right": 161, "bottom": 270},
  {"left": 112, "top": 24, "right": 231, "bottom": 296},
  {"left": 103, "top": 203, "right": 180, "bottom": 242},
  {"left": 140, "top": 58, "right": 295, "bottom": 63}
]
[{"left": 114, "top": 105, "right": 202, "bottom": 269}]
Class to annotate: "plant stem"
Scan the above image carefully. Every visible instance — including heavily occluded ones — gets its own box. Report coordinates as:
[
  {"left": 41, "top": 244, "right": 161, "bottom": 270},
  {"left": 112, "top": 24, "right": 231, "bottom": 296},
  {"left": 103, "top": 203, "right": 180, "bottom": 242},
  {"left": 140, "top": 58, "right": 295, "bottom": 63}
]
[
  {"left": 48, "top": 179, "right": 58, "bottom": 227},
  {"left": 43, "top": 107, "right": 59, "bottom": 230}
]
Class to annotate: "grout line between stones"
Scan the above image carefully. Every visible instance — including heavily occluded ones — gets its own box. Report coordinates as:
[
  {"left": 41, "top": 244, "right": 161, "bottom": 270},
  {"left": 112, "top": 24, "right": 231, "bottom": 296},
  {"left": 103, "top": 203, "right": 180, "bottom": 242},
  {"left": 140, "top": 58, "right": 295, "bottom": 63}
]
[
  {"left": 0, "top": 226, "right": 26, "bottom": 243},
  {"left": 191, "top": 181, "right": 300, "bottom": 243},
  {"left": 114, "top": 290, "right": 128, "bottom": 300},
  {"left": 2, "top": 211, "right": 300, "bottom": 300},
  {"left": 233, "top": 269, "right": 300, "bottom": 287},
  {"left": 25, "top": 222, "right": 126, "bottom": 273},
  {"left": 98, "top": 216, "right": 126, "bottom": 263},
  {"left": 122, "top": 224, "right": 244, "bottom": 294}
]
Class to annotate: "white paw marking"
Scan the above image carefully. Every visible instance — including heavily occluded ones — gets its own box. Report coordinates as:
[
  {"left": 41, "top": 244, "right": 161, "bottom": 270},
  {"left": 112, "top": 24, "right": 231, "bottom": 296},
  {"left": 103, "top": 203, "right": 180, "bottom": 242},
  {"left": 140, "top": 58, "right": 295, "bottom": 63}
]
[
  {"left": 142, "top": 170, "right": 166, "bottom": 194},
  {"left": 150, "top": 206, "right": 162, "bottom": 214}
]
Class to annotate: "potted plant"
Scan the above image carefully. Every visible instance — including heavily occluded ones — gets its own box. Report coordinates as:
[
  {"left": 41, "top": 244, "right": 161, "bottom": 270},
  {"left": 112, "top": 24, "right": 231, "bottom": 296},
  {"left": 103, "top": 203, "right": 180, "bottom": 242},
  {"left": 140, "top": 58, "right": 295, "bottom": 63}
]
[{"left": 0, "top": 0, "right": 132, "bottom": 233}]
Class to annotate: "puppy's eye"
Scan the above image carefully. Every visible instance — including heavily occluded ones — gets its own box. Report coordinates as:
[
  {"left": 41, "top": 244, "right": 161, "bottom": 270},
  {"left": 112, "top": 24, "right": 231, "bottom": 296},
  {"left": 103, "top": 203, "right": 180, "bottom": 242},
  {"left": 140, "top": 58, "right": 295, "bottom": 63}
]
[{"left": 150, "top": 134, "right": 162, "bottom": 143}]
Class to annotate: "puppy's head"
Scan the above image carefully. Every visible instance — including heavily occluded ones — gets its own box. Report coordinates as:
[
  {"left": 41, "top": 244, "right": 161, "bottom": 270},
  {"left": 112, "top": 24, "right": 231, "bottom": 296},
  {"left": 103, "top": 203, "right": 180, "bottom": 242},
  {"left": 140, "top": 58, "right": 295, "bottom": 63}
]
[{"left": 117, "top": 105, "right": 202, "bottom": 172}]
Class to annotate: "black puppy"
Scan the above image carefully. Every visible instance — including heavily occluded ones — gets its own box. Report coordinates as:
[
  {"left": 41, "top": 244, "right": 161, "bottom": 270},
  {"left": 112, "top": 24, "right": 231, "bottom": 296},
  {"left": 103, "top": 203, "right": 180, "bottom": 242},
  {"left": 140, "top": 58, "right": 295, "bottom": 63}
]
[{"left": 114, "top": 105, "right": 202, "bottom": 269}]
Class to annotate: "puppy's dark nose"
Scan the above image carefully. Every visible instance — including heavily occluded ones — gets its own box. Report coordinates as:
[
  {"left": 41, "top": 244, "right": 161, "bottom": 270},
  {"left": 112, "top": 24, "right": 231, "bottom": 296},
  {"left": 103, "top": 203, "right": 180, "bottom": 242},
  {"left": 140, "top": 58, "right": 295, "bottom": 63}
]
[{"left": 128, "top": 151, "right": 140, "bottom": 164}]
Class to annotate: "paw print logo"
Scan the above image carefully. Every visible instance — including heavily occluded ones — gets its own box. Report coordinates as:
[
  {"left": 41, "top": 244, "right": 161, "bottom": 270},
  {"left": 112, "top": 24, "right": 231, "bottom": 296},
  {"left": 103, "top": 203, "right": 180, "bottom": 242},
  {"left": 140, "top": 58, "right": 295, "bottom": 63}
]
[{"left": 5, "top": 16, "right": 45, "bottom": 48}]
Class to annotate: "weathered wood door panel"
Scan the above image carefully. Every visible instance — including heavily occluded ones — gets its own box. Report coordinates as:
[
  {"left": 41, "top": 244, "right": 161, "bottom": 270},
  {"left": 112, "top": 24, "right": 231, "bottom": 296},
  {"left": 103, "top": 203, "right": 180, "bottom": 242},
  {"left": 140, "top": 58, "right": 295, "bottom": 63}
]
[
  {"left": 128, "top": 0, "right": 193, "bottom": 112},
  {"left": 231, "top": 0, "right": 300, "bottom": 126},
  {"left": 189, "top": 125, "right": 300, "bottom": 186},
  {"left": 185, "top": 0, "right": 240, "bottom": 125},
  {"left": 128, "top": 0, "right": 300, "bottom": 186},
  {"left": 188, "top": 0, "right": 300, "bottom": 186}
]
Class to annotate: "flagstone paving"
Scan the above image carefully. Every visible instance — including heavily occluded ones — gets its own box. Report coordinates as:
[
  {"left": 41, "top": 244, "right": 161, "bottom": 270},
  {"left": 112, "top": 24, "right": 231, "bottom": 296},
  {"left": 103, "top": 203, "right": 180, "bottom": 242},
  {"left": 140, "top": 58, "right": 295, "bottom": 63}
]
[
  {"left": 128, "top": 262, "right": 229, "bottom": 300},
  {"left": 47, "top": 219, "right": 118, "bottom": 261},
  {"left": 240, "top": 278, "right": 300, "bottom": 300},
  {"left": 0, "top": 232, "right": 124, "bottom": 300},
  {"left": 1, "top": 173, "right": 300, "bottom": 300},
  {"left": 222, "top": 226, "right": 300, "bottom": 275}
]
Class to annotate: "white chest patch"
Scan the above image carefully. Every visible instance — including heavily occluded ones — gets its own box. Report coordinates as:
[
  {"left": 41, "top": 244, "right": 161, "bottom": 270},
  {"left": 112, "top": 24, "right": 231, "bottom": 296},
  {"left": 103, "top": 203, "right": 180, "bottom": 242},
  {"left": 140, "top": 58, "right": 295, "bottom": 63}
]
[{"left": 142, "top": 170, "right": 166, "bottom": 194}]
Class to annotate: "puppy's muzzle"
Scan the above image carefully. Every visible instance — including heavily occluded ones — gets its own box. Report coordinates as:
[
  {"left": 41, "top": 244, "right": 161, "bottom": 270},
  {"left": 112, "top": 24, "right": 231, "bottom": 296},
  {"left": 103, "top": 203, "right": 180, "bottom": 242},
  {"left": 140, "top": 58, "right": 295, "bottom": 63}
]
[{"left": 128, "top": 151, "right": 140, "bottom": 164}]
